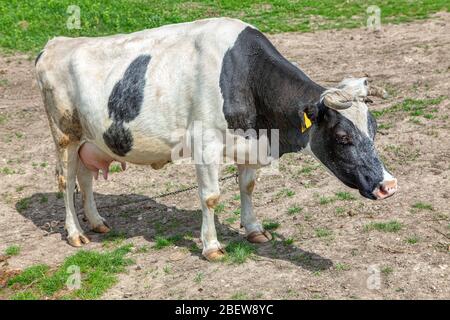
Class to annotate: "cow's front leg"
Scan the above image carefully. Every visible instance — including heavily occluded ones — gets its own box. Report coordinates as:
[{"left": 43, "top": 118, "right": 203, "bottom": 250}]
[
  {"left": 238, "top": 165, "right": 272, "bottom": 243},
  {"left": 76, "top": 161, "right": 110, "bottom": 234},
  {"left": 57, "top": 143, "right": 90, "bottom": 247},
  {"left": 195, "top": 163, "right": 225, "bottom": 261}
]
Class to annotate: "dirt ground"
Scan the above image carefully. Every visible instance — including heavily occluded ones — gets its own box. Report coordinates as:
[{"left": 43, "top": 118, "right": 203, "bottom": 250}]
[{"left": 0, "top": 13, "right": 449, "bottom": 300}]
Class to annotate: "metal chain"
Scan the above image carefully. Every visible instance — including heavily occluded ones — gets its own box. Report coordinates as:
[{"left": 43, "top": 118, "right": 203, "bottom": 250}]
[{"left": 90, "top": 172, "right": 239, "bottom": 211}]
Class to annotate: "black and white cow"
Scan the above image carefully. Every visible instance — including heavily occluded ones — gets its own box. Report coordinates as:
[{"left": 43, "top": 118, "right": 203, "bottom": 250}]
[{"left": 35, "top": 18, "right": 397, "bottom": 261}]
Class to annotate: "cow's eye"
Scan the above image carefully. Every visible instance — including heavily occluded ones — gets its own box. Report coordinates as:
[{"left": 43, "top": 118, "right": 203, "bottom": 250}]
[{"left": 335, "top": 130, "right": 352, "bottom": 145}]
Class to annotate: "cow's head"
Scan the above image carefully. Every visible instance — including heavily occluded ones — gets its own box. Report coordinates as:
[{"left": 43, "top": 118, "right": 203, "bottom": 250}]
[{"left": 304, "top": 78, "right": 397, "bottom": 200}]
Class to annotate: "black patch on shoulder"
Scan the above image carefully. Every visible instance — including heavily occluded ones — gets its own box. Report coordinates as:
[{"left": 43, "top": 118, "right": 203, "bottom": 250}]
[
  {"left": 103, "top": 54, "right": 151, "bottom": 156},
  {"left": 35, "top": 50, "right": 44, "bottom": 66},
  {"left": 219, "top": 27, "right": 324, "bottom": 156}
]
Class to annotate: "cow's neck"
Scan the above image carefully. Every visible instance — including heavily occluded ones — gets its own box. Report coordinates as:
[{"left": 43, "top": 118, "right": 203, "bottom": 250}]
[{"left": 252, "top": 52, "right": 325, "bottom": 156}]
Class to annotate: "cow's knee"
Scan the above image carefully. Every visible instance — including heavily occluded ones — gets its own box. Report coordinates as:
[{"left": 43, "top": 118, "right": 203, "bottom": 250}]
[{"left": 205, "top": 194, "right": 220, "bottom": 210}]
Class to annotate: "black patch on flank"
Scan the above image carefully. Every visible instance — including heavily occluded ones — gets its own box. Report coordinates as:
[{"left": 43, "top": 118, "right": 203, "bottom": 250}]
[
  {"left": 103, "top": 54, "right": 151, "bottom": 156},
  {"left": 103, "top": 123, "right": 134, "bottom": 157},
  {"left": 35, "top": 50, "right": 44, "bottom": 66},
  {"left": 219, "top": 27, "right": 325, "bottom": 156}
]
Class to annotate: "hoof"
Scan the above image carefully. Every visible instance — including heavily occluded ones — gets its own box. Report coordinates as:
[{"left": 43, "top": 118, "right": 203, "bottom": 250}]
[
  {"left": 92, "top": 224, "right": 111, "bottom": 234},
  {"left": 246, "top": 230, "right": 272, "bottom": 243},
  {"left": 203, "top": 248, "right": 226, "bottom": 262},
  {"left": 67, "top": 233, "right": 90, "bottom": 247}
]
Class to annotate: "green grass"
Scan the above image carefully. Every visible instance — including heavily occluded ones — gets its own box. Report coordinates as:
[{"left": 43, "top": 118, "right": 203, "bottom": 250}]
[
  {"left": 287, "top": 205, "right": 302, "bottom": 215},
  {"left": 315, "top": 228, "right": 332, "bottom": 238},
  {"left": 1, "top": 0, "right": 449, "bottom": 53},
  {"left": 10, "top": 290, "right": 39, "bottom": 300},
  {"left": 153, "top": 235, "right": 181, "bottom": 250},
  {"left": 411, "top": 202, "right": 434, "bottom": 211},
  {"left": 335, "top": 262, "right": 350, "bottom": 271},
  {"left": 364, "top": 220, "right": 403, "bottom": 233},
  {"left": 224, "top": 240, "right": 255, "bottom": 264},
  {"left": 215, "top": 203, "right": 225, "bottom": 214},
  {"left": 5, "top": 245, "right": 21, "bottom": 256},
  {"left": 405, "top": 235, "right": 419, "bottom": 244},
  {"left": 8, "top": 264, "right": 50, "bottom": 287},
  {"left": 7, "top": 245, "right": 134, "bottom": 300},
  {"left": 262, "top": 219, "right": 280, "bottom": 231},
  {"left": 194, "top": 272, "right": 203, "bottom": 284},
  {"left": 1, "top": 167, "right": 15, "bottom": 175},
  {"left": 381, "top": 266, "right": 394, "bottom": 275},
  {"left": 109, "top": 163, "right": 122, "bottom": 173},
  {"left": 372, "top": 97, "right": 445, "bottom": 119},
  {"left": 16, "top": 198, "right": 30, "bottom": 212},
  {"left": 283, "top": 238, "right": 294, "bottom": 246},
  {"left": 102, "top": 230, "right": 127, "bottom": 247},
  {"left": 319, "top": 196, "right": 335, "bottom": 205},
  {"left": 230, "top": 292, "right": 248, "bottom": 300},
  {"left": 335, "top": 191, "right": 356, "bottom": 201},
  {"left": 276, "top": 188, "right": 295, "bottom": 198}
]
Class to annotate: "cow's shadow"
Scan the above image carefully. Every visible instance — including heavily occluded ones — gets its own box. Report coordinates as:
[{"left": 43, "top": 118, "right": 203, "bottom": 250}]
[{"left": 17, "top": 192, "right": 332, "bottom": 272}]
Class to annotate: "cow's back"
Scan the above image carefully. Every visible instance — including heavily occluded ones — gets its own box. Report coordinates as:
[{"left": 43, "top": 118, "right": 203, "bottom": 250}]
[{"left": 36, "top": 18, "right": 252, "bottom": 164}]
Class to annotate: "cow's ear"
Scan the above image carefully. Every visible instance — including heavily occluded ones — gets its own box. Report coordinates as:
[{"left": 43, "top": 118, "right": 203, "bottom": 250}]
[
  {"left": 298, "top": 103, "right": 319, "bottom": 126},
  {"left": 304, "top": 103, "right": 319, "bottom": 122}
]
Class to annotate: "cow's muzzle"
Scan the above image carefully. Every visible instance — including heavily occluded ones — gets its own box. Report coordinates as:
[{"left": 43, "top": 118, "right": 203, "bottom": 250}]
[{"left": 372, "top": 178, "right": 398, "bottom": 200}]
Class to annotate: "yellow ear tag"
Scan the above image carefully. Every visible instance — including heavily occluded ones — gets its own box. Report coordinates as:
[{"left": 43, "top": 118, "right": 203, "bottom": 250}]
[{"left": 301, "top": 113, "right": 312, "bottom": 133}]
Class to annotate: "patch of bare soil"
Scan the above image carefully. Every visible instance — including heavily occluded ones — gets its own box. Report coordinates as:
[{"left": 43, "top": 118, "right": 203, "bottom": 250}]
[{"left": 0, "top": 13, "right": 449, "bottom": 299}]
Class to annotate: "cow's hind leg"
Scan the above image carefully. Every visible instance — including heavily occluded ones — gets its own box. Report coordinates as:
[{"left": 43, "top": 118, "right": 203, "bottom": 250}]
[
  {"left": 238, "top": 165, "right": 272, "bottom": 243},
  {"left": 77, "top": 162, "right": 110, "bottom": 233},
  {"left": 195, "top": 163, "right": 225, "bottom": 261}
]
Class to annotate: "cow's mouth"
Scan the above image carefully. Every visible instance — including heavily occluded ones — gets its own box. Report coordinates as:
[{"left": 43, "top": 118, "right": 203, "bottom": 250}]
[{"left": 372, "top": 178, "right": 398, "bottom": 200}]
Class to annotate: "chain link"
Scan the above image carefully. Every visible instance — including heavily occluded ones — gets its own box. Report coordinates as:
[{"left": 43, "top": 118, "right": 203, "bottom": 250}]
[{"left": 90, "top": 172, "right": 239, "bottom": 211}]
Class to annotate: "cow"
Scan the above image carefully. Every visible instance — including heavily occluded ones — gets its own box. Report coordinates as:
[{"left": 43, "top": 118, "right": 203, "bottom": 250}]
[{"left": 35, "top": 17, "right": 397, "bottom": 261}]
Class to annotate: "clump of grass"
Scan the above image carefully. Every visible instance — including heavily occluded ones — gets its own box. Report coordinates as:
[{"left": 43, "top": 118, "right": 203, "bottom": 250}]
[
  {"left": 381, "top": 266, "right": 394, "bottom": 275},
  {"left": 16, "top": 198, "right": 30, "bottom": 212},
  {"left": 153, "top": 235, "right": 182, "bottom": 250},
  {"left": 283, "top": 238, "right": 294, "bottom": 246},
  {"left": 335, "top": 207, "right": 346, "bottom": 216},
  {"left": 287, "top": 205, "right": 302, "bottom": 215},
  {"left": 10, "top": 290, "right": 38, "bottom": 300},
  {"left": 411, "top": 202, "right": 433, "bottom": 211},
  {"left": 373, "top": 97, "right": 445, "bottom": 119},
  {"left": 231, "top": 292, "right": 248, "bottom": 300},
  {"left": 262, "top": 220, "right": 280, "bottom": 231},
  {"left": 135, "top": 245, "right": 150, "bottom": 253},
  {"left": 335, "top": 192, "right": 356, "bottom": 201},
  {"left": 405, "top": 235, "right": 419, "bottom": 244},
  {"left": 364, "top": 220, "right": 403, "bottom": 233},
  {"left": 102, "top": 231, "right": 127, "bottom": 247},
  {"left": 225, "top": 216, "right": 238, "bottom": 224},
  {"left": 225, "top": 165, "right": 237, "bottom": 174},
  {"left": 194, "top": 272, "right": 203, "bottom": 284},
  {"left": 109, "top": 163, "right": 122, "bottom": 173},
  {"left": 276, "top": 188, "right": 295, "bottom": 198},
  {"left": 215, "top": 203, "right": 225, "bottom": 214},
  {"left": 335, "top": 263, "right": 350, "bottom": 271},
  {"left": 1, "top": 167, "right": 15, "bottom": 175},
  {"left": 5, "top": 245, "right": 21, "bottom": 256},
  {"left": 8, "top": 264, "right": 50, "bottom": 287},
  {"left": 319, "top": 196, "right": 335, "bottom": 205},
  {"left": 315, "top": 228, "right": 332, "bottom": 238},
  {"left": 41, "top": 245, "right": 133, "bottom": 299},
  {"left": 224, "top": 241, "right": 255, "bottom": 264}
]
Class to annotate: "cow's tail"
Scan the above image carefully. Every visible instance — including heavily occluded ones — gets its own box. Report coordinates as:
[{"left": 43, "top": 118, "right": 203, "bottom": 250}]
[{"left": 34, "top": 50, "right": 44, "bottom": 66}]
